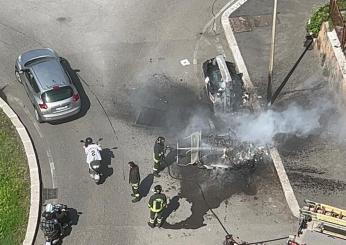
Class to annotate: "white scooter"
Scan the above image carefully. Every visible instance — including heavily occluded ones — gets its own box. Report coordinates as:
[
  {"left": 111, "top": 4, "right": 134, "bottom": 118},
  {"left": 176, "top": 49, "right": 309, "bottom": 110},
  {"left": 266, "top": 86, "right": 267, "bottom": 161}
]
[{"left": 81, "top": 138, "right": 102, "bottom": 184}]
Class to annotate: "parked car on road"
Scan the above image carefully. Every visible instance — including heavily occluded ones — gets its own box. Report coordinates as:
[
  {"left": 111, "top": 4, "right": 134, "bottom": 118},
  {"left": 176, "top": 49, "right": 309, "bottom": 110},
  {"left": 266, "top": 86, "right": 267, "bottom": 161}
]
[{"left": 15, "top": 48, "right": 81, "bottom": 122}]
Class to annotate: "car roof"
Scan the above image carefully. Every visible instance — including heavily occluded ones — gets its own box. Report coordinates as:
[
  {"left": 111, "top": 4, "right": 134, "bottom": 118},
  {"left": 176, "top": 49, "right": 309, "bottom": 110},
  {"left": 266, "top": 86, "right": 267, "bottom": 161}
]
[{"left": 30, "top": 58, "right": 71, "bottom": 92}]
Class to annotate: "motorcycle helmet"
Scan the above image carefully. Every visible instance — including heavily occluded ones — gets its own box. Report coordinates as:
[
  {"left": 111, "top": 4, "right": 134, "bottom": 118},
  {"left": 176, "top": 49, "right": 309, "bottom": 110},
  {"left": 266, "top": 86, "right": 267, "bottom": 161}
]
[
  {"left": 156, "top": 136, "right": 165, "bottom": 144},
  {"left": 45, "top": 203, "right": 53, "bottom": 213},
  {"left": 153, "top": 185, "right": 162, "bottom": 193},
  {"left": 85, "top": 137, "right": 93, "bottom": 147}
]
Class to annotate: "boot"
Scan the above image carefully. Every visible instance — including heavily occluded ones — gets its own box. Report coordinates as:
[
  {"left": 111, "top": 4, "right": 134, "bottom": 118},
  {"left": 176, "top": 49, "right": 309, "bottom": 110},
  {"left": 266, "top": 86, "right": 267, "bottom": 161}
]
[
  {"left": 147, "top": 222, "right": 155, "bottom": 228},
  {"left": 153, "top": 171, "right": 160, "bottom": 177},
  {"left": 131, "top": 193, "right": 135, "bottom": 197}
]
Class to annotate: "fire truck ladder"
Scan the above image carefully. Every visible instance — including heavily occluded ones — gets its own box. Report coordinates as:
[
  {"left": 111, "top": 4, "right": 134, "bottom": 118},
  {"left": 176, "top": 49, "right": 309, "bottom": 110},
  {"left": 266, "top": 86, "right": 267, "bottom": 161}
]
[{"left": 300, "top": 199, "right": 346, "bottom": 240}]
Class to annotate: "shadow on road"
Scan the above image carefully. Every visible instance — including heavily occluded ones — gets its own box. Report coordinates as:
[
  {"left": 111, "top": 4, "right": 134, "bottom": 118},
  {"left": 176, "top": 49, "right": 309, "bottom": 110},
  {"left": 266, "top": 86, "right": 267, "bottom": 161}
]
[
  {"left": 139, "top": 174, "right": 154, "bottom": 198},
  {"left": 99, "top": 148, "right": 114, "bottom": 184},
  {"left": 163, "top": 164, "right": 259, "bottom": 230},
  {"left": 0, "top": 85, "right": 8, "bottom": 103},
  {"left": 161, "top": 195, "right": 180, "bottom": 228},
  {"left": 61, "top": 207, "right": 82, "bottom": 243},
  {"left": 49, "top": 57, "right": 90, "bottom": 125}
]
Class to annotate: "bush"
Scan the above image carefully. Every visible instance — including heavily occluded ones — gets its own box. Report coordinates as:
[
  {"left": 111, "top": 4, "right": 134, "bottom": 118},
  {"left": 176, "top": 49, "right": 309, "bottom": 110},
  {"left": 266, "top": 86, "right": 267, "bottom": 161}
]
[{"left": 307, "top": 5, "right": 330, "bottom": 35}]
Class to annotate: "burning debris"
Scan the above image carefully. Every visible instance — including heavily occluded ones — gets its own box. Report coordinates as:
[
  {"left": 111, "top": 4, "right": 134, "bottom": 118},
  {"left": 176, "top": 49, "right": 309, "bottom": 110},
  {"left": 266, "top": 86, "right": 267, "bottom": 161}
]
[{"left": 176, "top": 130, "right": 269, "bottom": 171}]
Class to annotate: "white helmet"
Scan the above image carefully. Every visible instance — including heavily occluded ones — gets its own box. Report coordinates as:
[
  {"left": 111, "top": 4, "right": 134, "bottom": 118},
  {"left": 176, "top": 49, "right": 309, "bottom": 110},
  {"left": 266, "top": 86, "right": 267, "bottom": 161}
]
[{"left": 45, "top": 203, "right": 53, "bottom": 213}]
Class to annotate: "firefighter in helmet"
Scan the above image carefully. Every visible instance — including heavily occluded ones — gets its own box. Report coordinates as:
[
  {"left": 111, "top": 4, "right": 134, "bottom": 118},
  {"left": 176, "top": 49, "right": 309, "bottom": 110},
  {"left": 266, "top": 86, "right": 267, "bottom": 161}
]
[
  {"left": 148, "top": 185, "right": 167, "bottom": 228},
  {"left": 153, "top": 136, "right": 166, "bottom": 177},
  {"left": 128, "top": 161, "right": 141, "bottom": 203}
]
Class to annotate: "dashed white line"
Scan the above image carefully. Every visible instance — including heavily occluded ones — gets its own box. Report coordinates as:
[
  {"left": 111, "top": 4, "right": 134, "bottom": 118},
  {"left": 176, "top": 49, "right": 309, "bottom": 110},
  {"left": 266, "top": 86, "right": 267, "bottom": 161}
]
[{"left": 46, "top": 149, "right": 56, "bottom": 188}]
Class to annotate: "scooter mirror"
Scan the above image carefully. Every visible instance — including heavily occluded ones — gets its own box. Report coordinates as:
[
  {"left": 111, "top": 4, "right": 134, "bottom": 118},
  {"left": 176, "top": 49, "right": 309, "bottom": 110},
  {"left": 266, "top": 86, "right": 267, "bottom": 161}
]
[
  {"left": 80, "top": 140, "right": 84, "bottom": 143},
  {"left": 98, "top": 138, "right": 103, "bottom": 142}
]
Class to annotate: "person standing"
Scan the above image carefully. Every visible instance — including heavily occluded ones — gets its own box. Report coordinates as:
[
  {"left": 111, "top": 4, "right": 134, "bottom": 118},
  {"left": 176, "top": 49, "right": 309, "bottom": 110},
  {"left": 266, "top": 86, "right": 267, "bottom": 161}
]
[
  {"left": 148, "top": 185, "right": 167, "bottom": 228},
  {"left": 128, "top": 161, "right": 141, "bottom": 203},
  {"left": 153, "top": 136, "right": 166, "bottom": 177}
]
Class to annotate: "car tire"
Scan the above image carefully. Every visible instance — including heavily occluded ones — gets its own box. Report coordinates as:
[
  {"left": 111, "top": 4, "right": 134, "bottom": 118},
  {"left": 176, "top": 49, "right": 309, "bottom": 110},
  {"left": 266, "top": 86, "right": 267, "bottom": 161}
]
[
  {"left": 15, "top": 68, "right": 22, "bottom": 83},
  {"left": 34, "top": 108, "right": 43, "bottom": 123}
]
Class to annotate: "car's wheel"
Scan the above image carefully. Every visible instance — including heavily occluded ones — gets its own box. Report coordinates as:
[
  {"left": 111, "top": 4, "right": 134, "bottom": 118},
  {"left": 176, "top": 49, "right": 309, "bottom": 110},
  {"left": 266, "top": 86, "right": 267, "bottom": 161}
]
[
  {"left": 34, "top": 108, "right": 43, "bottom": 123},
  {"left": 14, "top": 68, "right": 22, "bottom": 83}
]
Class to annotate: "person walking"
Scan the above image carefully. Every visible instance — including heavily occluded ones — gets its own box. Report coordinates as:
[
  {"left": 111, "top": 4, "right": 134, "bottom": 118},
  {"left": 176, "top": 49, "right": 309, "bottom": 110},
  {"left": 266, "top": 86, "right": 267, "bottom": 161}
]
[
  {"left": 148, "top": 185, "right": 167, "bottom": 228},
  {"left": 128, "top": 161, "right": 141, "bottom": 203},
  {"left": 153, "top": 136, "right": 166, "bottom": 177}
]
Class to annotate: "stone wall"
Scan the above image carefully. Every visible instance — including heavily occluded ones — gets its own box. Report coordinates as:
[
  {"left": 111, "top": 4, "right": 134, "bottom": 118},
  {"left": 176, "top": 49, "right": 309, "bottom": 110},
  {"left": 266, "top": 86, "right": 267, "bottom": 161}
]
[{"left": 315, "top": 22, "right": 346, "bottom": 101}]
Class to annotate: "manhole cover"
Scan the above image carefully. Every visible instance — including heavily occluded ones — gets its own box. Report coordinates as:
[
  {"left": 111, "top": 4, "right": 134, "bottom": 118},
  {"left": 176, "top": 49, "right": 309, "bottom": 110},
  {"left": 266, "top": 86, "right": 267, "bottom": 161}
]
[
  {"left": 135, "top": 107, "right": 166, "bottom": 127},
  {"left": 230, "top": 15, "right": 280, "bottom": 33},
  {"left": 230, "top": 16, "right": 253, "bottom": 33},
  {"left": 42, "top": 188, "right": 58, "bottom": 201}
]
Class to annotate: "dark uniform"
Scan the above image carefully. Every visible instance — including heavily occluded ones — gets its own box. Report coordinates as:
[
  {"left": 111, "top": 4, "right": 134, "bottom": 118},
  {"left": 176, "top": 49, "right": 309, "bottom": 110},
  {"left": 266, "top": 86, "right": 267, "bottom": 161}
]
[
  {"left": 148, "top": 185, "right": 167, "bottom": 228},
  {"left": 153, "top": 137, "right": 165, "bottom": 177},
  {"left": 128, "top": 161, "right": 141, "bottom": 202}
]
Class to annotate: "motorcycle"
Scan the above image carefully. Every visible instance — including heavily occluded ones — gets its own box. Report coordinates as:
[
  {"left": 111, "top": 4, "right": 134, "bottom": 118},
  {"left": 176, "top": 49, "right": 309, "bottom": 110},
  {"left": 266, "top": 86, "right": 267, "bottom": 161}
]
[
  {"left": 80, "top": 138, "right": 103, "bottom": 184},
  {"left": 41, "top": 203, "right": 70, "bottom": 245}
]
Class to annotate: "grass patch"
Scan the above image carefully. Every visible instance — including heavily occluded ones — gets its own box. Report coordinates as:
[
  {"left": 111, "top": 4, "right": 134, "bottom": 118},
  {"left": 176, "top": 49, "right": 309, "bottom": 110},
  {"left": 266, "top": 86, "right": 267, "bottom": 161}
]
[
  {"left": 0, "top": 109, "right": 30, "bottom": 244},
  {"left": 307, "top": 4, "right": 330, "bottom": 35}
]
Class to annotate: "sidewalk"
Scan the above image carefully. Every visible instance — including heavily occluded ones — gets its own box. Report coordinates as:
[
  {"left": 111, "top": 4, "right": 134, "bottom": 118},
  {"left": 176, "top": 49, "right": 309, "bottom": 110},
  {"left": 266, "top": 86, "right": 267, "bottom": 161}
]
[{"left": 230, "top": 0, "right": 346, "bottom": 209}]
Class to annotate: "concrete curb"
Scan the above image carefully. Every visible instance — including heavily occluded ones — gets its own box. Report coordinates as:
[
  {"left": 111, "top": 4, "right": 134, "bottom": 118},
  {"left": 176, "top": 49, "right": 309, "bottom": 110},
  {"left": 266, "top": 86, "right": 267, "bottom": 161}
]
[
  {"left": 221, "top": 0, "right": 300, "bottom": 218},
  {"left": 0, "top": 97, "right": 41, "bottom": 244}
]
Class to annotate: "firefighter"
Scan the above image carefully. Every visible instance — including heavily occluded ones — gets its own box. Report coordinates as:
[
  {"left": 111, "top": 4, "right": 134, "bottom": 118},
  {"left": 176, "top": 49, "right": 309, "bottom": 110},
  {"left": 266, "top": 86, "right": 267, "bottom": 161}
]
[
  {"left": 148, "top": 185, "right": 167, "bottom": 228},
  {"left": 153, "top": 136, "right": 166, "bottom": 177},
  {"left": 128, "top": 161, "right": 141, "bottom": 203}
]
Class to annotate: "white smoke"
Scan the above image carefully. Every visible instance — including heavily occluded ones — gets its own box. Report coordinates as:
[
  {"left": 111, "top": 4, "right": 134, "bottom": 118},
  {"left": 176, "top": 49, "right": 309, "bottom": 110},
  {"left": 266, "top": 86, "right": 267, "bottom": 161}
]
[{"left": 229, "top": 98, "right": 333, "bottom": 145}]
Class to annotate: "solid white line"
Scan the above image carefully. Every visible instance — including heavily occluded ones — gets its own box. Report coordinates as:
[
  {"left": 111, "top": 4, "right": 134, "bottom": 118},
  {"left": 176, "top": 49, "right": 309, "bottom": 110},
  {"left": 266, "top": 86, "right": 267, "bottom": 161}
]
[
  {"left": 46, "top": 149, "right": 56, "bottom": 188},
  {"left": 221, "top": 0, "right": 300, "bottom": 218}
]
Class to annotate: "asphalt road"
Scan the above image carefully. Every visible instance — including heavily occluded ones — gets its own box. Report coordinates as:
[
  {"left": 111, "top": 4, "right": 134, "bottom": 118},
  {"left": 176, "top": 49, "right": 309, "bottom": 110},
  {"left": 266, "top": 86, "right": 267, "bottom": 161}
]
[{"left": 0, "top": 0, "right": 296, "bottom": 244}]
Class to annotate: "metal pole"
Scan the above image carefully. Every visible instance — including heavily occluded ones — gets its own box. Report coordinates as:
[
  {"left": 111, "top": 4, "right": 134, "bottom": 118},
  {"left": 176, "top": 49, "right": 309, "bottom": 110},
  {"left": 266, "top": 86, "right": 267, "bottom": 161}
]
[{"left": 267, "top": 0, "right": 278, "bottom": 104}]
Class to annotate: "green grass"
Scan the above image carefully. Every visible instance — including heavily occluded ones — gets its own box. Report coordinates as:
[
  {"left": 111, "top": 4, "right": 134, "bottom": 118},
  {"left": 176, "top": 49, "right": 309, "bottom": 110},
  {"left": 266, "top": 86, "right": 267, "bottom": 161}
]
[{"left": 0, "top": 109, "right": 30, "bottom": 244}]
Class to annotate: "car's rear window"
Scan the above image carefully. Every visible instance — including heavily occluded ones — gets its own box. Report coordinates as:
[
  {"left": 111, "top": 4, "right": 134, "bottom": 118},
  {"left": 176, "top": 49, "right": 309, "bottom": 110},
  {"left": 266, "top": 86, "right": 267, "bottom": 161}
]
[{"left": 41, "top": 86, "right": 73, "bottom": 103}]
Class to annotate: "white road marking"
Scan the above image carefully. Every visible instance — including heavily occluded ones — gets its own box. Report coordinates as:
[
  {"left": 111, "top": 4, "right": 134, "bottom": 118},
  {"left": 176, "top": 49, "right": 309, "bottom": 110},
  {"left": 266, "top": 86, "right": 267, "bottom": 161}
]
[
  {"left": 8, "top": 95, "right": 44, "bottom": 138},
  {"left": 221, "top": 0, "right": 300, "bottom": 218},
  {"left": 180, "top": 59, "right": 190, "bottom": 66},
  {"left": 46, "top": 149, "right": 56, "bottom": 188}
]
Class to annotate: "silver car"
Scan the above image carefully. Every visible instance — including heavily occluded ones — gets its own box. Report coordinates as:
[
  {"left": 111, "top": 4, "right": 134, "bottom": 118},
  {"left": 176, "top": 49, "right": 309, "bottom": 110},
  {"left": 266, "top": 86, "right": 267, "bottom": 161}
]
[{"left": 15, "top": 48, "right": 81, "bottom": 122}]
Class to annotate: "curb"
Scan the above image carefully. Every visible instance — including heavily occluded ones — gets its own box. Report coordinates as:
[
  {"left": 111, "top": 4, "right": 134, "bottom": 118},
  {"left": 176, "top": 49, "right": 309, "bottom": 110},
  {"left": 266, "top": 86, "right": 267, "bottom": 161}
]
[
  {"left": 0, "top": 97, "right": 41, "bottom": 244},
  {"left": 221, "top": 0, "right": 300, "bottom": 218}
]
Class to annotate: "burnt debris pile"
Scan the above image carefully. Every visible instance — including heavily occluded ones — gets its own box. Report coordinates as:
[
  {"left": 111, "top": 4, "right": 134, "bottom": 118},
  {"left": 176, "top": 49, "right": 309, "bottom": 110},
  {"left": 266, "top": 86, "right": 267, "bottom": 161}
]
[{"left": 200, "top": 132, "right": 269, "bottom": 170}]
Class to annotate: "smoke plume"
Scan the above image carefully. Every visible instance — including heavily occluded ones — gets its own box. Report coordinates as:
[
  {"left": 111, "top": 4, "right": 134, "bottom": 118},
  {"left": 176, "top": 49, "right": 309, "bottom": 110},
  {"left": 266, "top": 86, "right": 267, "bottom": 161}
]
[{"left": 228, "top": 98, "right": 333, "bottom": 145}]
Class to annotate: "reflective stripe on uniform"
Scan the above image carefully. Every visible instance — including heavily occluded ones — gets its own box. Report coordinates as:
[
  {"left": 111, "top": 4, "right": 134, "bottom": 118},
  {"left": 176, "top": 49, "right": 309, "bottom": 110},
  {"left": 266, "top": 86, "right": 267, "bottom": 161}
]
[
  {"left": 131, "top": 183, "right": 139, "bottom": 189},
  {"left": 149, "top": 218, "right": 155, "bottom": 224},
  {"left": 150, "top": 199, "right": 165, "bottom": 212},
  {"left": 153, "top": 153, "right": 160, "bottom": 163}
]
